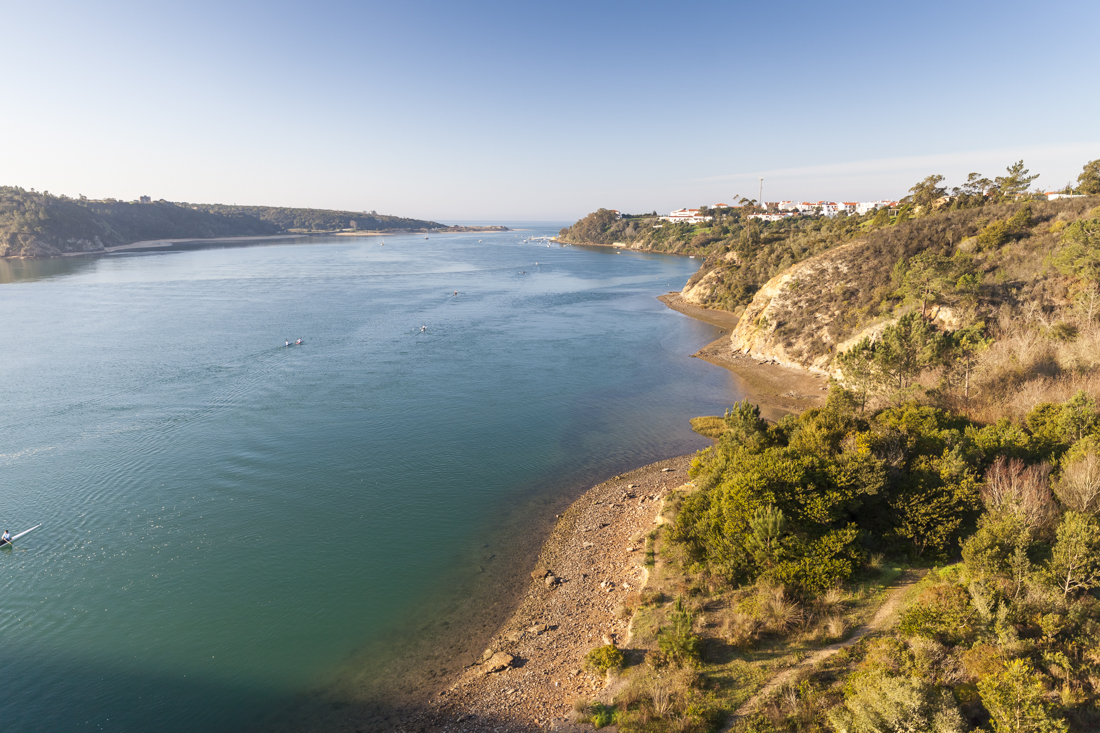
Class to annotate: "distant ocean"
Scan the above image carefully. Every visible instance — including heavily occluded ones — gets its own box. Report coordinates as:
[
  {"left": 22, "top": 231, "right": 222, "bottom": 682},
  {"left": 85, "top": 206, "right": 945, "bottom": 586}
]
[{"left": 0, "top": 227, "right": 745, "bottom": 730}]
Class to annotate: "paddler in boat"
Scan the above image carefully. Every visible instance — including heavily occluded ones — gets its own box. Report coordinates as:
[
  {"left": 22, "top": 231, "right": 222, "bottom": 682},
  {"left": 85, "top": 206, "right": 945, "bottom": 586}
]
[
  {"left": 285, "top": 339, "right": 290, "bottom": 347},
  {"left": 1, "top": 530, "right": 10, "bottom": 545},
  {"left": 296, "top": 338, "right": 302, "bottom": 345}
]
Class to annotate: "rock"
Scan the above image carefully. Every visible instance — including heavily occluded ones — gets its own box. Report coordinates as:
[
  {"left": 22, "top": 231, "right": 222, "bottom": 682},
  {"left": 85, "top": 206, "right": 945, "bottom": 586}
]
[
  {"left": 481, "top": 652, "right": 513, "bottom": 674},
  {"left": 602, "top": 634, "right": 613, "bottom": 645},
  {"left": 481, "top": 648, "right": 495, "bottom": 662},
  {"left": 506, "top": 630, "right": 524, "bottom": 642},
  {"left": 531, "top": 568, "right": 548, "bottom": 580},
  {"left": 582, "top": 541, "right": 595, "bottom": 549},
  {"left": 528, "top": 624, "right": 548, "bottom": 635},
  {"left": 545, "top": 574, "right": 559, "bottom": 588},
  {"left": 662, "top": 468, "right": 672, "bottom": 472}
]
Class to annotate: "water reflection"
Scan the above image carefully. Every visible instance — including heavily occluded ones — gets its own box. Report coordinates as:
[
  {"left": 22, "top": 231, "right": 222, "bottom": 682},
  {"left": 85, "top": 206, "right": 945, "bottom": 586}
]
[{"left": 0, "top": 255, "right": 99, "bottom": 284}]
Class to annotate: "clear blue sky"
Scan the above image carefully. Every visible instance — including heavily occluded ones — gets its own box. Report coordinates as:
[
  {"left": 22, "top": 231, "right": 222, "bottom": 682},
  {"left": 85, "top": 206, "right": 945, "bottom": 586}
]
[{"left": 2, "top": 0, "right": 1098, "bottom": 221}]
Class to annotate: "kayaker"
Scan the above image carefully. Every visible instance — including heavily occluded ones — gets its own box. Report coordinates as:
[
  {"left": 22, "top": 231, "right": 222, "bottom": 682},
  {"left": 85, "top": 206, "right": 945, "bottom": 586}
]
[
  {"left": 285, "top": 339, "right": 290, "bottom": 347},
  {"left": 296, "top": 338, "right": 302, "bottom": 345}
]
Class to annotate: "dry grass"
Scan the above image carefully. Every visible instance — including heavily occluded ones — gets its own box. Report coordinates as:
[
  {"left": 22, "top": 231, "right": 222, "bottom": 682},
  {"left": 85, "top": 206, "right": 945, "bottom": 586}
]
[{"left": 956, "top": 314, "right": 1100, "bottom": 423}]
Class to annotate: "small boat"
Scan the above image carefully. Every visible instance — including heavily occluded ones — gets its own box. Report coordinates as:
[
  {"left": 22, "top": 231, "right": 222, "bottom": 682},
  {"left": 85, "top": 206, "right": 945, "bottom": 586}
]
[{"left": 1, "top": 525, "right": 41, "bottom": 547}]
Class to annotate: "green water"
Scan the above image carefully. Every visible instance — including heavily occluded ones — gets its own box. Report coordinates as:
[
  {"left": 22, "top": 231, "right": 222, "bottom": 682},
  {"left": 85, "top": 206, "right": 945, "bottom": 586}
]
[{"left": 0, "top": 228, "right": 747, "bottom": 730}]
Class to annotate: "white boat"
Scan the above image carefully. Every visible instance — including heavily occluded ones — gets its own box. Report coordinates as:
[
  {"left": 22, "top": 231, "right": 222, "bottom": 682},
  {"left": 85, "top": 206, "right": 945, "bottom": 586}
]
[{"left": 1, "top": 525, "right": 41, "bottom": 547}]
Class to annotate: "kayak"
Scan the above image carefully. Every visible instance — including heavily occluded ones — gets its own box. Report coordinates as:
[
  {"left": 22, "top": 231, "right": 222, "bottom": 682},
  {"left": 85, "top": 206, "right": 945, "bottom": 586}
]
[{"left": 0, "top": 524, "right": 41, "bottom": 547}]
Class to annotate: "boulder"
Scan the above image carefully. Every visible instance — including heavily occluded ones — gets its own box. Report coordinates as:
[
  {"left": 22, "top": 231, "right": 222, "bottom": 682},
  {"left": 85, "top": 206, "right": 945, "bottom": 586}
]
[
  {"left": 530, "top": 568, "right": 548, "bottom": 580},
  {"left": 481, "top": 652, "right": 514, "bottom": 674}
]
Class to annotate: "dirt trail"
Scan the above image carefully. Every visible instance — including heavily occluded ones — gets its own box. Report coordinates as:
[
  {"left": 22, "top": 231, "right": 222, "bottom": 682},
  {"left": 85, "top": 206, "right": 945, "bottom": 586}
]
[{"left": 724, "top": 569, "right": 925, "bottom": 728}]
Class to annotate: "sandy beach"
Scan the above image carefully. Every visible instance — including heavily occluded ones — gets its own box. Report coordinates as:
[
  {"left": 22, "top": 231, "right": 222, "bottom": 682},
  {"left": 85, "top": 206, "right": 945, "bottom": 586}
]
[{"left": 60, "top": 234, "right": 304, "bottom": 256}]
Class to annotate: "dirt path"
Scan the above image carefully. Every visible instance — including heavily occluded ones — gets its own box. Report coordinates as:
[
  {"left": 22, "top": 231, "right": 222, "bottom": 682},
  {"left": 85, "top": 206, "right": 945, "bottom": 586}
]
[{"left": 724, "top": 569, "right": 925, "bottom": 727}]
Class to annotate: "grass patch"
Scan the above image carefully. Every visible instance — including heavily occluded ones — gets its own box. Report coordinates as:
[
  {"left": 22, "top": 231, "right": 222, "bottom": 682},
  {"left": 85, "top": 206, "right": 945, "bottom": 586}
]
[{"left": 690, "top": 416, "right": 726, "bottom": 439}]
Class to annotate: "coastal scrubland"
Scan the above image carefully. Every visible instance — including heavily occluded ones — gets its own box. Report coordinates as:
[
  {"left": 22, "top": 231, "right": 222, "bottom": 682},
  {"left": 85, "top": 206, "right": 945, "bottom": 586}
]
[
  {"left": 556, "top": 160, "right": 1100, "bottom": 733},
  {"left": 571, "top": 388, "right": 1100, "bottom": 733},
  {"left": 0, "top": 186, "right": 445, "bottom": 257}
]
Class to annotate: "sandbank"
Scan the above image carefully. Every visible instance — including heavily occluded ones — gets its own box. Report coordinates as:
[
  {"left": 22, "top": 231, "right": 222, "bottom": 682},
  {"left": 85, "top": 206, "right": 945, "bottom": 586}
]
[{"left": 60, "top": 234, "right": 303, "bottom": 256}]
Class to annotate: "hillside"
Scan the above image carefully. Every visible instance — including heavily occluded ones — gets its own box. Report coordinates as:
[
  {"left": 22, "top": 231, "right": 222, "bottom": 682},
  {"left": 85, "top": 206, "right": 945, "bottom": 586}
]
[
  {"left": 710, "top": 199, "right": 1093, "bottom": 368},
  {"left": 0, "top": 188, "right": 283, "bottom": 257},
  {"left": 0, "top": 187, "right": 449, "bottom": 257},
  {"left": 557, "top": 208, "right": 868, "bottom": 270},
  {"left": 186, "top": 203, "right": 443, "bottom": 233}
]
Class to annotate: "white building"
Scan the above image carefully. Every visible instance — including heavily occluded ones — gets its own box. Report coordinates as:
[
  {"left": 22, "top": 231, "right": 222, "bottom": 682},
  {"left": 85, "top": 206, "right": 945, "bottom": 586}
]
[
  {"left": 1045, "top": 192, "right": 1086, "bottom": 201},
  {"left": 856, "top": 200, "right": 896, "bottom": 215},
  {"left": 660, "top": 208, "right": 714, "bottom": 224},
  {"left": 749, "top": 212, "right": 799, "bottom": 222}
]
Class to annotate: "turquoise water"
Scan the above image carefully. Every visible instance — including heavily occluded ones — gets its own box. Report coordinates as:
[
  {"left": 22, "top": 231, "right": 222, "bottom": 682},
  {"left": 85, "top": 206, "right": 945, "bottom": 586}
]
[{"left": 0, "top": 228, "right": 746, "bottom": 730}]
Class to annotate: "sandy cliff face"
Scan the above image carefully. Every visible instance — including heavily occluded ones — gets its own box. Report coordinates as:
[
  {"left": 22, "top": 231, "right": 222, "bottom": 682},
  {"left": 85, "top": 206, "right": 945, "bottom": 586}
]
[
  {"left": 681, "top": 252, "right": 741, "bottom": 307},
  {"left": 724, "top": 245, "right": 858, "bottom": 374},
  {"left": 713, "top": 239, "right": 964, "bottom": 374}
]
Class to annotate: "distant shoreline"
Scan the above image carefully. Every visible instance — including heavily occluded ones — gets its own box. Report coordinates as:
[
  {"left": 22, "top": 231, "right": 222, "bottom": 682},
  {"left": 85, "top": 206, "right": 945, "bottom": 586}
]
[{"left": 46, "top": 227, "right": 511, "bottom": 258}]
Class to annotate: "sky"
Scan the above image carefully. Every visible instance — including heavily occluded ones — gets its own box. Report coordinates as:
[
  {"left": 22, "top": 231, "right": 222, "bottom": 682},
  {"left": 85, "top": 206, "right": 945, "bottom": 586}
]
[{"left": 2, "top": 0, "right": 1098, "bottom": 221}]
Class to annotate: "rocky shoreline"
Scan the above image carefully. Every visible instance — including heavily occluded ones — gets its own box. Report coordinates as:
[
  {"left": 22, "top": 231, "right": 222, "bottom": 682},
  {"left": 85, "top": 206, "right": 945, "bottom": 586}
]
[{"left": 409, "top": 455, "right": 696, "bottom": 732}]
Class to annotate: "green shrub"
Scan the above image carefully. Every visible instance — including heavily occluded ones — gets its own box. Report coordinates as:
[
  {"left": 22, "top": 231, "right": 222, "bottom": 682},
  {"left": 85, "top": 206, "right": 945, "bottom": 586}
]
[
  {"left": 590, "top": 702, "right": 616, "bottom": 728},
  {"left": 978, "top": 659, "right": 1068, "bottom": 733},
  {"left": 584, "top": 644, "right": 625, "bottom": 675},
  {"left": 897, "top": 584, "right": 976, "bottom": 645},
  {"left": 656, "top": 597, "right": 703, "bottom": 668}
]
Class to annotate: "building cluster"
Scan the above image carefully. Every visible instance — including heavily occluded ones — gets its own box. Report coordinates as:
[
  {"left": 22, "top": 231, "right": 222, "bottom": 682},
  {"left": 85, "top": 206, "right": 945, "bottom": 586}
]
[{"left": 654, "top": 199, "right": 899, "bottom": 224}]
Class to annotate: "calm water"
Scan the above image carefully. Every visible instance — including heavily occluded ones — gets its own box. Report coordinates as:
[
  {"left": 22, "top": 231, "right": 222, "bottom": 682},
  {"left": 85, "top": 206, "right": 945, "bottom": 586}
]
[{"left": 0, "top": 227, "right": 748, "bottom": 730}]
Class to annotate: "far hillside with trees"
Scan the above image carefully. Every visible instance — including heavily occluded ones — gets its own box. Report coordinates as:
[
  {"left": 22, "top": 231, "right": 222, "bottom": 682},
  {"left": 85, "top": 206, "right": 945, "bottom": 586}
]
[{"left": 0, "top": 187, "right": 447, "bottom": 258}]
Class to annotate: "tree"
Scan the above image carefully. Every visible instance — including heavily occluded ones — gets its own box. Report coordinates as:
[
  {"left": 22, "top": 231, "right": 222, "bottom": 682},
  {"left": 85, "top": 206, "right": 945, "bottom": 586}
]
[
  {"left": 1045, "top": 511, "right": 1100, "bottom": 599},
  {"left": 874, "top": 312, "right": 948, "bottom": 392},
  {"left": 908, "top": 174, "right": 947, "bottom": 214},
  {"left": 1076, "top": 159, "right": 1100, "bottom": 195},
  {"left": 828, "top": 670, "right": 966, "bottom": 733},
  {"left": 942, "top": 323, "right": 992, "bottom": 403},
  {"left": 898, "top": 252, "right": 953, "bottom": 317},
  {"left": 1054, "top": 439, "right": 1100, "bottom": 514},
  {"left": 981, "top": 456, "right": 1058, "bottom": 532},
  {"left": 1052, "top": 216, "right": 1100, "bottom": 284},
  {"left": 836, "top": 337, "right": 879, "bottom": 411},
  {"left": 746, "top": 505, "right": 787, "bottom": 568},
  {"left": 959, "top": 172, "right": 993, "bottom": 198},
  {"left": 995, "top": 160, "right": 1040, "bottom": 199},
  {"left": 978, "top": 659, "right": 1068, "bottom": 733},
  {"left": 871, "top": 207, "right": 892, "bottom": 227}
]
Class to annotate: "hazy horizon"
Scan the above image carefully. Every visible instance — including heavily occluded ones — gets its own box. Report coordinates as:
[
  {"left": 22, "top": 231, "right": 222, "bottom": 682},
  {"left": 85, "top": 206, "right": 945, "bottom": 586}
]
[{"left": 3, "top": 0, "right": 1097, "bottom": 221}]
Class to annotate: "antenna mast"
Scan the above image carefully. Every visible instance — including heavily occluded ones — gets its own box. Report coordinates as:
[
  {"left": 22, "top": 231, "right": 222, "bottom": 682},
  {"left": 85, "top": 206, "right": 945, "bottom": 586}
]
[{"left": 759, "top": 177, "right": 764, "bottom": 210}]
